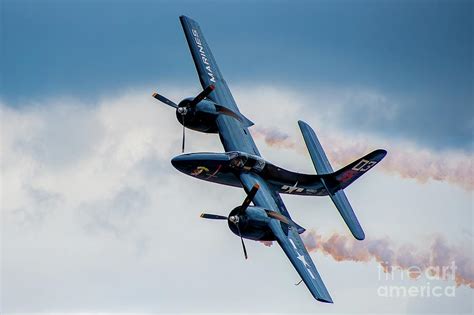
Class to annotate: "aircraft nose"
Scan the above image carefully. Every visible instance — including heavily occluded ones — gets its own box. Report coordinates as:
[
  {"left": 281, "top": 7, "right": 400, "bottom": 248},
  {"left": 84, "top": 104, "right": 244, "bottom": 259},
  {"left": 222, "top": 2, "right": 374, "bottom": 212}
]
[
  {"left": 171, "top": 154, "right": 201, "bottom": 174},
  {"left": 171, "top": 155, "right": 188, "bottom": 170}
]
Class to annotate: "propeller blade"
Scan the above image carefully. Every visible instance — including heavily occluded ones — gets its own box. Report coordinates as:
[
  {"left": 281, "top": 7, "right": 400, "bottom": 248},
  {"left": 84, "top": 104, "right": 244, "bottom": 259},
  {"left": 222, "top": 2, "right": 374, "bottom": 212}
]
[
  {"left": 152, "top": 93, "right": 178, "bottom": 109},
  {"left": 265, "top": 210, "right": 306, "bottom": 234},
  {"left": 188, "top": 84, "right": 215, "bottom": 107},
  {"left": 214, "top": 104, "right": 254, "bottom": 127},
  {"left": 236, "top": 223, "right": 248, "bottom": 260},
  {"left": 240, "top": 235, "right": 248, "bottom": 260},
  {"left": 181, "top": 114, "right": 186, "bottom": 153},
  {"left": 266, "top": 211, "right": 292, "bottom": 225},
  {"left": 240, "top": 184, "right": 260, "bottom": 213},
  {"left": 214, "top": 104, "right": 242, "bottom": 121},
  {"left": 200, "top": 213, "right": 227, "bottom": 220}
]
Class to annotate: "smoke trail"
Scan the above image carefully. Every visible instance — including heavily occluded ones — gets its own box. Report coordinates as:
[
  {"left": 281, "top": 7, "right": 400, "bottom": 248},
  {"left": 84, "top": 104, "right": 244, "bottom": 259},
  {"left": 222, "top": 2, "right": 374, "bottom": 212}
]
[
  {"left": 296, "top": 230, "right": 474, "bottom": 288},
  {"left": 251, "top": 127, "right": 474, "bottom": 190}
]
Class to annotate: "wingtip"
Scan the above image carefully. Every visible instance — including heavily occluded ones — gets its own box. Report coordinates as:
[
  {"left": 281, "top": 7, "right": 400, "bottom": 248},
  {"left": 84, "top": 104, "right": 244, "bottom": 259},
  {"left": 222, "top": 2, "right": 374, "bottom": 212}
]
[
  {"left": 314, "top": 293, "right": 334, "bottom": 303},
  {"left": 179, "top": 15, "right": 196, "bottom": 23},
  {"left": 354, "top": 231, "right": 365, "bottom": 241},
  {"left": 367, "top": 149, "right": 388, "bottom": 161},
  {"left": 378, "top": 149, "right": 388, "bottom": 157},
  {"left": 152, "top": 92, "right": 158, "bottom": 97},
  {"left": 297, "top": 120, "right": 314, "bottom": 132},
  {"left": 318, "top": 297, "right": 334, "bottom": 304}
]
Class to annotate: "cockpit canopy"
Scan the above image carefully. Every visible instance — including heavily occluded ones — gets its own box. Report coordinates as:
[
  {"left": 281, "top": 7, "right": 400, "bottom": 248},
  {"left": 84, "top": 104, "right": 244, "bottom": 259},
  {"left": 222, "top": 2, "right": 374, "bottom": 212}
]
[{"left": 227, "top": 151, "right": 266, "bottom": 172}]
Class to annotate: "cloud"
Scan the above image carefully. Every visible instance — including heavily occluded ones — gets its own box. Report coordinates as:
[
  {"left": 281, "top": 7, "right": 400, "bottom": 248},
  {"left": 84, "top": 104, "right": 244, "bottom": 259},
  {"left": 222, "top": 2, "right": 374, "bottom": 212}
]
[
  {"left": 1, "top": 85, "right": 472, "bottom": 313},
  {"left": 78, "top": 187, "right": 150, "bottom": 237},
  {"left": 1, "top": 92, "right": 188, "bottom": 251}
]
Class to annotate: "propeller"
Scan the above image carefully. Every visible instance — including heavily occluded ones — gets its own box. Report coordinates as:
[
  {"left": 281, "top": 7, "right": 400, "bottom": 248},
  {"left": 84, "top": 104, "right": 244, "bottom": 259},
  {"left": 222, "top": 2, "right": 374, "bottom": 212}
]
[
  {"left": 152, "top": 85, "right": 215, "bottom": 112},
  {"left": 188, "top": 84, "right": 215, "bottom": 107},
  {"left": 235, "top": 219, "right": 248, "bottom": 260},
  {"left": 200, "top": 183, "right": 260, "bottom": 260},
  {"left": 200, "top": 213, "right": 227, "bottom": 220},
  {"left": 181, "top": 114, "right": 185, "bottom": 153},
  {"left": 239, "top": 184, "right": 260, "bottom": 214},
  {"left": 152, "top": 84, "right": 215, "bottom": 153},
  {"left": 228, "top": 214, "right": 248, "bottom": 260},
  {"left": 152, "top": 93, "right": 178, "bottom": 109},
  {"left": 266, "top": 211, "right": 292, "bottom": 225},
  {"left": 265, "top": 210, "right": 306, "bottom": 234}
]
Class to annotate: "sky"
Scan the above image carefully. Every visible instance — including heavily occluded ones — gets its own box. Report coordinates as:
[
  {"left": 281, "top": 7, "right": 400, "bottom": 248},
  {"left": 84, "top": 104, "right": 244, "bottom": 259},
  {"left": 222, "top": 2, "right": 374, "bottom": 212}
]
[{"left": 1, "top": 0, "right": 473, "bottom": 314}]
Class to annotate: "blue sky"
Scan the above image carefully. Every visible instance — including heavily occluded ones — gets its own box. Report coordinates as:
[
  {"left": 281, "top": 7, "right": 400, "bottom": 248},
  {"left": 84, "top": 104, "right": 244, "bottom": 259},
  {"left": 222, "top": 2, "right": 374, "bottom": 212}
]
[
  {"left": 1, "top": 1, "right": 473, "bottom": 314},
  {"left": 2, "top": 0, "right": 473, "bottom": 150}
]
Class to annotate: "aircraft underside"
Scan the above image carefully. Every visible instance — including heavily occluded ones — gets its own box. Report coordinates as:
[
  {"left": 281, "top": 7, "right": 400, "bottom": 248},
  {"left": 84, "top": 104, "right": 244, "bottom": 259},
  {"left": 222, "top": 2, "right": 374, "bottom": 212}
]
[{"left": 152, "top": 15, "right": 387, "bottom": 303}]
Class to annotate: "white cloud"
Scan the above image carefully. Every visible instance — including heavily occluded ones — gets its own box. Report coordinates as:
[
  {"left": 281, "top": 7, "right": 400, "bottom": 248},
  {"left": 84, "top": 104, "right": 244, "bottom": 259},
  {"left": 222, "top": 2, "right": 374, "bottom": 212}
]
[{"left": 1, "top": 85, "right": 472, "bottom": 313}]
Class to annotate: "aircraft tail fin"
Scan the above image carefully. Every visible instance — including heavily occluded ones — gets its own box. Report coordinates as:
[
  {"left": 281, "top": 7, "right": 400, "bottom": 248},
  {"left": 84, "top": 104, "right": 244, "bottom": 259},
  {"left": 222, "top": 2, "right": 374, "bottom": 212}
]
[
  {"left": 323, "top": 149, "right": 387, "bottom": 191},
  {"left": 298, "top": 120, "right": 386, "bottom": 240}
]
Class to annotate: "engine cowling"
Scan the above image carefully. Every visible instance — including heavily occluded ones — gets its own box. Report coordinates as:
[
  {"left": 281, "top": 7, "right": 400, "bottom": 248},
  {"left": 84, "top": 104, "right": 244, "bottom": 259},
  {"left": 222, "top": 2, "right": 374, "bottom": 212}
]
[
  {"left": 176, "top": 98, "right": 220, "bottom": 133},
  {"left": 227, "top": 206, "right": 276, "bottom": 241},
  {"left": 153, "top": 84, "right": 253, "bottom": 136}
]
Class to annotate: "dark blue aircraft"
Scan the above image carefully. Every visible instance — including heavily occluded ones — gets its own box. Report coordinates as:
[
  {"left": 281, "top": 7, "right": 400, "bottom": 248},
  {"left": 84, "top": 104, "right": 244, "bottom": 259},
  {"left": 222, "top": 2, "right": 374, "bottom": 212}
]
[{"left": 152, "top": 16, "right": 387, "bottom": 303}]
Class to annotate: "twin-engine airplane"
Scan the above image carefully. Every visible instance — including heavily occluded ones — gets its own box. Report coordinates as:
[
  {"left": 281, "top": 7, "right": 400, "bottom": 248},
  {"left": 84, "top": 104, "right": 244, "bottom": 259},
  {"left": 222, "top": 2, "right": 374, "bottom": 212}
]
[{"left": 152, "top": 16, "right": 387, "bottom": 303}]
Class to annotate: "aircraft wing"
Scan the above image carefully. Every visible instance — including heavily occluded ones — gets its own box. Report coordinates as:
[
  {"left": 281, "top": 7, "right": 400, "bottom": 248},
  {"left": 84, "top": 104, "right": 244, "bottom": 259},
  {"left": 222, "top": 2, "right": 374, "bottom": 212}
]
[
  {"left": 239, "top": 172, "right": 333, "bottom": 303},
  {"left": 180, "top": 15, "right": 259, "bottom": 155},
  {"left": 179, "top": 15, "right": 240, "bottom": 114},
  {"left": 269, "top": 221, "right": 333, "bottom": 303}
]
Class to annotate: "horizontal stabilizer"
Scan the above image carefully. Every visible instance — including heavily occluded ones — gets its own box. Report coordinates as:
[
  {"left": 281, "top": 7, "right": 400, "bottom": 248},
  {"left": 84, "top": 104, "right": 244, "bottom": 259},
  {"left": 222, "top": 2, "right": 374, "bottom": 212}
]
[
  {"left": 298, "top": 120, "right": 386, "bottom": 240},
  {"left": 298, "top": 120, "right": 334, "bottom": 174},
  {"left": 329, "top": 190, "right": 365, "bottom": 240}
]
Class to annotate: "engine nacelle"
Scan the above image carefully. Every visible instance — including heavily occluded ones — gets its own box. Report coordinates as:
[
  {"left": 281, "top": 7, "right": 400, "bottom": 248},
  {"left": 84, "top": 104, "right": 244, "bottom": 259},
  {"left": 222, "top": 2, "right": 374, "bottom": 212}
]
[
  {"left": 227, "top": 206, "right": 276, "bottom": 241},
  {"left": 176, "top": 98, "right": 220, "bottom": 133}
]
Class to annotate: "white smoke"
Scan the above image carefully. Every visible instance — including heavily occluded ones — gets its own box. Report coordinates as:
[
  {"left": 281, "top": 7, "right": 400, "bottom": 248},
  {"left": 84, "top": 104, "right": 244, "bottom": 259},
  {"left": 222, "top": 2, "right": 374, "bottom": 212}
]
[
  {"left": 251, "top": 126, "right": 474, "bottom": 191},
  {"left": 300, "top": 230, "right": 474, "bottom": 288}
]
